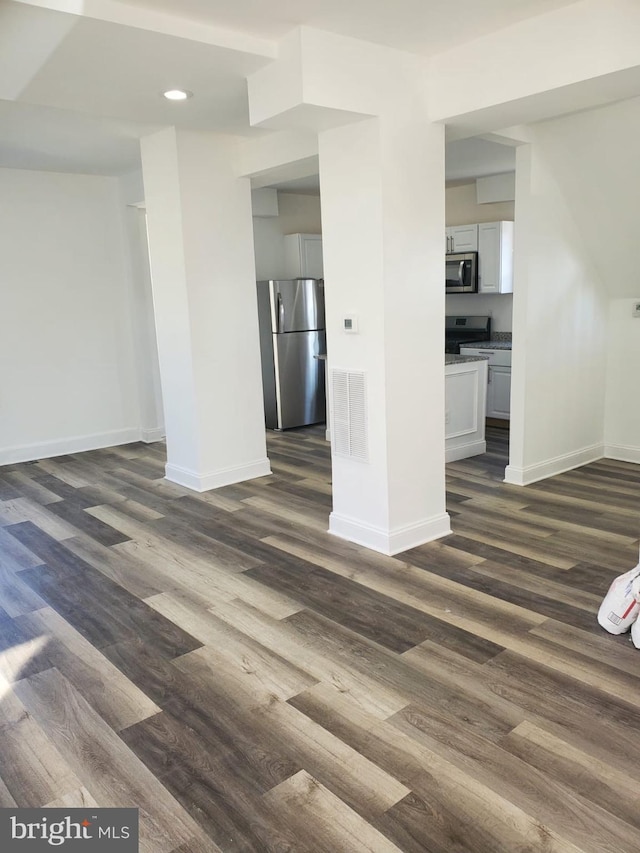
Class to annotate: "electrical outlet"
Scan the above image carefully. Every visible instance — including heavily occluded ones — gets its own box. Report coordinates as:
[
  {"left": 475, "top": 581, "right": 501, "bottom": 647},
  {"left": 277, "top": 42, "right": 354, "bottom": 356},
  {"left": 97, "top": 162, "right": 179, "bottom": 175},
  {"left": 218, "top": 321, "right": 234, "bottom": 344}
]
[{"left": 633, "top": 301, "right": 640, "bottom": 318}]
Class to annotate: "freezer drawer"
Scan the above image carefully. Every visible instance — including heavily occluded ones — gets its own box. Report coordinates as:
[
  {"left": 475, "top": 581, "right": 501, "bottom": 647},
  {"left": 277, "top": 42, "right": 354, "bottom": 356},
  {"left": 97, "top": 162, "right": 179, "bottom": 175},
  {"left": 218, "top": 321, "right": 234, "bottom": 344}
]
[{"left": 273, "top": 330, "right": 326, "bottom": 429}]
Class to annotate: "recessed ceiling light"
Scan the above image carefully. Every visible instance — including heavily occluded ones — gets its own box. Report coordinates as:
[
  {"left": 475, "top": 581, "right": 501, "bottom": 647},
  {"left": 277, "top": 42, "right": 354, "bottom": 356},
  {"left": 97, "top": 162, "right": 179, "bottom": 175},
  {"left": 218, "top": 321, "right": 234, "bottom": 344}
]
[{"left": 163, "top": 89, "right": 193, "bottom": 101}]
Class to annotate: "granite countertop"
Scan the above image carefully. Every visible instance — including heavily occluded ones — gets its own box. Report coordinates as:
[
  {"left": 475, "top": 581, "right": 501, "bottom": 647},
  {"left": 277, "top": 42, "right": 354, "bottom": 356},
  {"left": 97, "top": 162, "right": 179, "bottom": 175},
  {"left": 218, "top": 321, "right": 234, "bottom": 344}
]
[
  {"left": 460, "top": 338, "right": 512, "bottom": 351},
  {"left": 445, "top": 354, "right": 490, "bottom": 365}
]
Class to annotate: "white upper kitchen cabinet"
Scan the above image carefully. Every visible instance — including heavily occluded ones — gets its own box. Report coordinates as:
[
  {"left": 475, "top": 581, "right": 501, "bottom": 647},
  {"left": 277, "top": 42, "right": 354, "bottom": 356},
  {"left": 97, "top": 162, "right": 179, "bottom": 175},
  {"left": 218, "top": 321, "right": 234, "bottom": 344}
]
[
  {"left": 283, "top": 233, "right": 324, "bottom": 279},
  {"left": 477, "top": 221, "right": 514, "bottom": 294},
  {"left": 446, "top": 224, "right": 478, "bottom": 254}
]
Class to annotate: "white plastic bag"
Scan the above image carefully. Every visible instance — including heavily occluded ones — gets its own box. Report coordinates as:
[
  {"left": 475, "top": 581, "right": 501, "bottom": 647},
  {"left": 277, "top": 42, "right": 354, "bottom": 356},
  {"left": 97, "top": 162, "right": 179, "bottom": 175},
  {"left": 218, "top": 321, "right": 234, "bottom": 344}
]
[{"left": 597, "top": 563, "right": 640, "bottom": 635}]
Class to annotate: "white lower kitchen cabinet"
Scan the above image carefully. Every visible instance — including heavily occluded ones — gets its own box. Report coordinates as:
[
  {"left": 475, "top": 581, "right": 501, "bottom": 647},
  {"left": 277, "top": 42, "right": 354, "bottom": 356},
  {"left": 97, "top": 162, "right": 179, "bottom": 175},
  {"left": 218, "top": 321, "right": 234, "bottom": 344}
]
[
  {"left": 283, "top": 233, "right": 324, "bottom": 279},
  {"left": 487, "top": 365, "right": 511, "bottom": 419},
  {"left": 459, "top": 346, "right": 512, "bottom": 420},
  {"left": 445, "top": 358, "right": 488, "bottom": 462}
]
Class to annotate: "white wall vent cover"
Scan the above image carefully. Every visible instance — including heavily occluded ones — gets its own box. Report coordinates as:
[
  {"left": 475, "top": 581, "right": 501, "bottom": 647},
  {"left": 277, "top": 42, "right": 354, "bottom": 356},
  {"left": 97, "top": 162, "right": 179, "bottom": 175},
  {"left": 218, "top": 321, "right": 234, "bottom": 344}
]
[{"left": 331, "top": 369, "right": 368, "bottom": 461}]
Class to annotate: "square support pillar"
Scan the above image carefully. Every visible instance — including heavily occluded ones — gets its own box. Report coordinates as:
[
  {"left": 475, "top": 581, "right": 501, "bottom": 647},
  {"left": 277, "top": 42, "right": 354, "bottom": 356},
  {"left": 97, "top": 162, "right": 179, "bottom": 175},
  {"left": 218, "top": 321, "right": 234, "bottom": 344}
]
[
  {"left": 319, "top": 114, "right": 450, "bottom": 554},
  {"left": 141, "top": 127, "right": 270, "bottom": 490}
]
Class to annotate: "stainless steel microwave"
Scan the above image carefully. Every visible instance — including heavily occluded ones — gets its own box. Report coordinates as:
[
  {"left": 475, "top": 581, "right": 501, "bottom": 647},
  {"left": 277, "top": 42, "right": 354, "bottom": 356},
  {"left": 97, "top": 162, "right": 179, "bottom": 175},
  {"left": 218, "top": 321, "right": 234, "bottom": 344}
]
[{"left": 446, "top": 252, "right": 478, "bottom": 293}]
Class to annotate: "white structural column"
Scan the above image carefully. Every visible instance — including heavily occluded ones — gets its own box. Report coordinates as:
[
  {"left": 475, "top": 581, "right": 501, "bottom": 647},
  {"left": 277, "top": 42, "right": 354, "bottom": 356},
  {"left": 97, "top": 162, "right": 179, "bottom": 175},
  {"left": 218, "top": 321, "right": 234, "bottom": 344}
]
[
  {"left": 320, "top": 112, "right": 449, "bottom": 554},
  {"left": 140, "top": 127, "right": 271, "bottom": 491},
  {"left": 247, "top": 29, "right": 450, "bottom": 554}
]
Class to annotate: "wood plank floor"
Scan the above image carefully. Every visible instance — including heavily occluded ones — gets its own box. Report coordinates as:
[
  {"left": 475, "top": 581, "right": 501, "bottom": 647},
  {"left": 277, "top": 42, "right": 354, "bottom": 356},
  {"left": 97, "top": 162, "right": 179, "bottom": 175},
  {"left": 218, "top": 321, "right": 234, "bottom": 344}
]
[{"left": 1, "top": 426, "right": 639, "bottom": 852}]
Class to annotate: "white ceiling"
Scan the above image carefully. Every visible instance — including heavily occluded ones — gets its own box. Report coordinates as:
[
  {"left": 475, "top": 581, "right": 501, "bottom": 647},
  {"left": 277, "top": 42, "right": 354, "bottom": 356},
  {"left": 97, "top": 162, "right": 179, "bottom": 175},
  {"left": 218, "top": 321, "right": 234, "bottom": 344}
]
[
  {"left": 108, "top": 0, "right": 578, "bottom": 56},
  {"left": 0, "top": 0, "right": 574, "bottom": 178},
  {"left": 445, "top": 137, "right": 516, "bottom": 182},
  {"left": 0, "top": 101, "right": 152, "bottom": 176},
  {"left": 268, "top": 173, "right": 322, "bottom": 195}
]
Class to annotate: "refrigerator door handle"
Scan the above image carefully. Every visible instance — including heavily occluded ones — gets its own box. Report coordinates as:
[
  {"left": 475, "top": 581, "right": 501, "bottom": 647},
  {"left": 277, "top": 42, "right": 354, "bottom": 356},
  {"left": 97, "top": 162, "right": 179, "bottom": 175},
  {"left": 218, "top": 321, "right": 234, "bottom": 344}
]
[{"left": 277, "top": 292, "right": 285, "bottom": 333}]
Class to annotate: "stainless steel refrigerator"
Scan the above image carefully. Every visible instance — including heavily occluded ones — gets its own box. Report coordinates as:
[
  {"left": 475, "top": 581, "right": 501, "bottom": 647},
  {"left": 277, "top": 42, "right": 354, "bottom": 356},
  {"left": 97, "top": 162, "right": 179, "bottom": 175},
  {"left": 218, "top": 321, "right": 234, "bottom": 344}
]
[{"left": 256, "top": 279, "right": 326, "bottom": 430}]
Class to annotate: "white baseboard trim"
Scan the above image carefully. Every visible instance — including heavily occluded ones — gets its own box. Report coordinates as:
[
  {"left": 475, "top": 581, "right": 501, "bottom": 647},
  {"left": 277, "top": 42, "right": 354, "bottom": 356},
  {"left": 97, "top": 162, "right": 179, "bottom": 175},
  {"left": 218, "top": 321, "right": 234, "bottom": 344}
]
[
  {"left": 140, "top": 427, "right": 165, "bottom": 443},
  {"left": 504, "top": 442, "right": 604, "bottom": 486},
  {"left": 165, "top": 458, "right": 272, "bottom": 492},
  {"left": 0, "top": 428, "right": 144, "bottom": 466},
  {"left": 604, "top": 444, "right": 640, "bottom": 464},
  {"left": 445, "top": 439, "right": 486, "bottom": 463},
  {"left": 329, "top": 511, "right": 451, "bottom": 556}
]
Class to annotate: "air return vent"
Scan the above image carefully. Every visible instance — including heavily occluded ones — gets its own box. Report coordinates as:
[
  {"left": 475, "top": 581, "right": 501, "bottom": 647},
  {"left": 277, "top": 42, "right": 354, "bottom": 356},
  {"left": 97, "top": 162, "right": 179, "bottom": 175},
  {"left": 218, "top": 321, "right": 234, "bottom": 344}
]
[{"left": 331, "top": 369, "right": 368, "bottom": 461}]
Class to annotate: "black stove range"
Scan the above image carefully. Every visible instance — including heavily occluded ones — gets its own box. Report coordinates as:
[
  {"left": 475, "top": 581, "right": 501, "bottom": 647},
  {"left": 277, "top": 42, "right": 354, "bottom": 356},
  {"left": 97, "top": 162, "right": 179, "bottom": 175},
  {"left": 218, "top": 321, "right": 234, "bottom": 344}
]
[{"left": 445, "top": 315, "right": 492, "bottom": 354}]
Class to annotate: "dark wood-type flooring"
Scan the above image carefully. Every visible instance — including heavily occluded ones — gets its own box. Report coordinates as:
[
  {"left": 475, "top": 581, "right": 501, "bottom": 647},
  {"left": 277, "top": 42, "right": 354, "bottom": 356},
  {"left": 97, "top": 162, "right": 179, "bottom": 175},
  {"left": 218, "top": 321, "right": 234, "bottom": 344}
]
[{"left": 0, "top": 426, "right": 639, "bottom": 852}]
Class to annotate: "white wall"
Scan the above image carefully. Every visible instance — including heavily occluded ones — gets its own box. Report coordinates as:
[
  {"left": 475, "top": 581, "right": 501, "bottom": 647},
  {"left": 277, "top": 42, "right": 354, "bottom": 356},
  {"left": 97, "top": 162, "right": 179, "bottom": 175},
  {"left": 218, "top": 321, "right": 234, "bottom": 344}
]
[
  {"left": 253, "top": 217, "right": 286, "bottom": 280},
  {"left": 117, "top": 169, "right": 164, "bottom": 441},
  {"left": 0, "top": 168, "right": 144, "bottom": 463},
  {"left": 446, "top": 294, "right": 513, "bottom": 334},
  {"left": 277, "top": 191, "right": 322, "bottom": 233},
  {"left": 508, "top": 97, "right": 640, "bottom": 482},
  {"left": 506, "top": 120, "right": 611, "bottom": 484},
  {"left": 121, "top": 208, "right": 165, "bottom": 442},
  {"left": 606, "top": 299, "right": 640, "bottom": 462},
  {"left": 252, "top": 190, "right": 322, "bottom": 279},
  {"left": 445, "top": 181, "right": 514, "bottom": 332},
  {"left": 446, "top": 181, "right": 514, "bottom": 226}
]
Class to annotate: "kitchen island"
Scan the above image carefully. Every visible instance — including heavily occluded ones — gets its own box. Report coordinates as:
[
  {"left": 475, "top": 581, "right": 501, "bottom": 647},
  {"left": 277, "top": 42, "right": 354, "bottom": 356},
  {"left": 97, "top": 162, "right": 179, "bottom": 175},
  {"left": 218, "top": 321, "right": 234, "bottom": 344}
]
[{"left": 445, "top": 354, "right": 489, "bottom": 462}]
